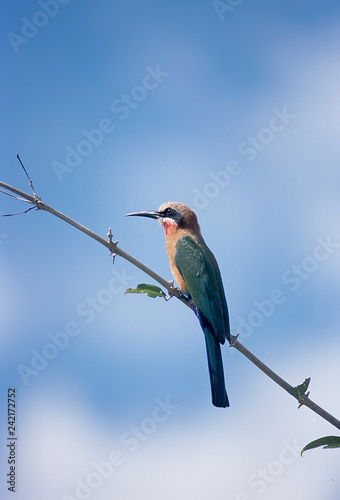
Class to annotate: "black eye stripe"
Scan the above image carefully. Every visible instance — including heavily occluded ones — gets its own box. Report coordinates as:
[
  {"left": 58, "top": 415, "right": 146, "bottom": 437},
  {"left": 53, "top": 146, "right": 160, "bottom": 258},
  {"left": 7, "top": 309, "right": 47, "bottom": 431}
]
[
  {"left": 163, "top": 208, "right": 175, "bottom": 216},
  {"left": 160, "top": 207, "right": 184, "bottom": 224}
]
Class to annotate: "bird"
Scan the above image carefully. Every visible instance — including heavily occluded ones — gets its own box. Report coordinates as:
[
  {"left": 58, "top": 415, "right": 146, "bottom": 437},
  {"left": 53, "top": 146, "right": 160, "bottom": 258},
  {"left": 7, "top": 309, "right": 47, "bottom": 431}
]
[{"left": 126, "top": 202, "right": 230, "bottom": 408}]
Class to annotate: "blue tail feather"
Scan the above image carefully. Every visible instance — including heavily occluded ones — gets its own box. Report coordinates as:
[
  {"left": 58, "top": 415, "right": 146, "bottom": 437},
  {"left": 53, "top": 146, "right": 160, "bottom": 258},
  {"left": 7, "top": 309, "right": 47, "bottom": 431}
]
[
  {"left": 193, "top": 304, "right": 229, "bottom": 408},
  {"left": 203, "top": 326, "right": 229, "bottom": 408}
]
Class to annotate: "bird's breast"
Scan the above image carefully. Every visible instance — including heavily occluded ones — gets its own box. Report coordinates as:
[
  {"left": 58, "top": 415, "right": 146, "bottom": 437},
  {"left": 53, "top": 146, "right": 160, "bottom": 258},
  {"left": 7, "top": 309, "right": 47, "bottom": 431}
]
[{"left": 165, "top": 229, "right": 189, "bottom": 294}]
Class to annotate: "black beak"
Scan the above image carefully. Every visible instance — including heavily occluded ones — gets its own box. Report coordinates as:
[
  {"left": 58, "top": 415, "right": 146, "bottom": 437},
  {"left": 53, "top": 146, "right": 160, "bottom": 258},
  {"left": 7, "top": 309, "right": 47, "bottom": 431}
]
[{"left": 125, "top": 210, "right": 161, "bottom": 220}]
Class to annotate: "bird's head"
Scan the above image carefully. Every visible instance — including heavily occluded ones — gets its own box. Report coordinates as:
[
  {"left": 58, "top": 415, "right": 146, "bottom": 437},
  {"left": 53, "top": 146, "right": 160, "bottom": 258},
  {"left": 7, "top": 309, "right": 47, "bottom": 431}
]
[{"left": 126, "top": 202, "right": 200, "bottom": 236}]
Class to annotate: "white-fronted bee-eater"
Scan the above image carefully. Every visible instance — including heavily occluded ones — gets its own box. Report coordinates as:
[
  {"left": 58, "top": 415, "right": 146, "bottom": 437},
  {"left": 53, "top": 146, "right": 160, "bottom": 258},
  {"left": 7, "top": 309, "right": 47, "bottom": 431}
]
[{"left": 127, "top": 202, "right": 230, "bottom": 408}]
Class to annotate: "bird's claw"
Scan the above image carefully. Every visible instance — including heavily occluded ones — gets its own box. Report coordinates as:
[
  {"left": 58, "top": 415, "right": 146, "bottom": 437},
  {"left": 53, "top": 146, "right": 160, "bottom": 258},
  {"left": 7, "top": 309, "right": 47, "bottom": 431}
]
[{"left": 165, "top": 281, "right": 182, "bottom": 301}]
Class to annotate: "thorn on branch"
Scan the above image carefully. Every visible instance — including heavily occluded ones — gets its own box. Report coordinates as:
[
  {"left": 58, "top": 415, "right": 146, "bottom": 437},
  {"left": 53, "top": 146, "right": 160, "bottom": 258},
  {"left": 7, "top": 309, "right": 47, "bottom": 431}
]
[
  {"left": 107, "top": 228, "right": 113, "bottom": 244},
  {"left": 286, "top": 378, "right": 311, "bottom": 408},
  {"left": 107, "top": 228, "right": 119, "bottom": 263},
  {"left": 297, "top": 390, "right": 311, "bottom": 409},
  {"left": 229, "top": 334, "right": 239, "bottom": 345},
  {"left": 228, "top": 334, "right": 240, "bottom": 348}
]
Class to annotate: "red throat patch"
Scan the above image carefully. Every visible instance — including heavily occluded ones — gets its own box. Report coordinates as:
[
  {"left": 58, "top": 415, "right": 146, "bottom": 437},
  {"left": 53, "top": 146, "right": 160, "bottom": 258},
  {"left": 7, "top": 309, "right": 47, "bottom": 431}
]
[{"left": 163, "top": 219, "right": 177, "bottom": 237}]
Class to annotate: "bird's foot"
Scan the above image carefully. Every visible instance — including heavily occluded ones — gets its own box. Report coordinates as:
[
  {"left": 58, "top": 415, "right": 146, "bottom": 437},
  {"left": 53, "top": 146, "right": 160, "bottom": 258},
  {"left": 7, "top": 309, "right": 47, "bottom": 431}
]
[{"left": 165, "top": 280, "right": 182, "bottom": 301}]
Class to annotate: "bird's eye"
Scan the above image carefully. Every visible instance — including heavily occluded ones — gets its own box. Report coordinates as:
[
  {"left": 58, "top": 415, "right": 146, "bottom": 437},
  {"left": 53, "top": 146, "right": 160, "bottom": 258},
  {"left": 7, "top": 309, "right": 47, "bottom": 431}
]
[{"left": 161, "top": 207, "right": 182, "bottom": 223}]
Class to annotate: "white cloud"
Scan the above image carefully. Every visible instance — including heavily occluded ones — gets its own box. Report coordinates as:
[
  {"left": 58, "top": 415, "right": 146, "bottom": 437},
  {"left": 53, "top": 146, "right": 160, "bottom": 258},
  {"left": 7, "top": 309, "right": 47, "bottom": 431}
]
[{"left": 13, "top": 338, "right": 340, "bottom": 500}]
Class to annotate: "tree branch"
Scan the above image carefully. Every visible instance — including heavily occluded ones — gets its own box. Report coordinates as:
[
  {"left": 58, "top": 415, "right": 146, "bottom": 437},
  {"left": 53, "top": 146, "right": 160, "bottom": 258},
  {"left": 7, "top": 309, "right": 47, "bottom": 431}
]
[
  {"left": 1, "top": 179, "right": 339, "bottom": 431},
  {"left": 0, "top": 181, "right": 189, "bottom": 306},
  {"left": 230, "top": 335, "right": 340, "bottom": 430}
]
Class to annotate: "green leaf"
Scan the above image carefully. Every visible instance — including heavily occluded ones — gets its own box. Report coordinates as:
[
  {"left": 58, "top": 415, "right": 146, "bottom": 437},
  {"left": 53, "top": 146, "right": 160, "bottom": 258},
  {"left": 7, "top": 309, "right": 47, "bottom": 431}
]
[
  {"left": 287, "top": 377, "right": 311, "bottom": 399},
  {"left": 301, "top": 436, "right": 340, "bottom": 455},
  {"left": 125, "top": 283, "right": 166, "bottom": 299}
]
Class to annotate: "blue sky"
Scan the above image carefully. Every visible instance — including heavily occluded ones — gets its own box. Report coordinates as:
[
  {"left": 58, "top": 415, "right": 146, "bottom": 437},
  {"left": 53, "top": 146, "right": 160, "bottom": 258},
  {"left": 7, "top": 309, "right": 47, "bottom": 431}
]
[{"left": 1, "top": 1, "right": 340, "bottom": 499}]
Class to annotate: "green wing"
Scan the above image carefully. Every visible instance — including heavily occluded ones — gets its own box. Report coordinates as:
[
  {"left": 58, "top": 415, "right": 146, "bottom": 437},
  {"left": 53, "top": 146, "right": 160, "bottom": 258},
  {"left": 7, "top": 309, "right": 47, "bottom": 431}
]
[{"left": 174, "top": 235, "right": 230, "bottom": 344}]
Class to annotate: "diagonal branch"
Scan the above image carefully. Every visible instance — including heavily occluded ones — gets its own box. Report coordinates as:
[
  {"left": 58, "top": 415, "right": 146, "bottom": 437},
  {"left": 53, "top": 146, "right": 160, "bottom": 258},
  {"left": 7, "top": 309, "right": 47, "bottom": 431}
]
[
  {"left": 1, "top": 179, "right": 339, "bottom": 431},
  {"left": 0, "top": 181, "right": 189, "bottom": 307},
  {"left": 230, "top": 335, "right": 340, "bottom": 430}
]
